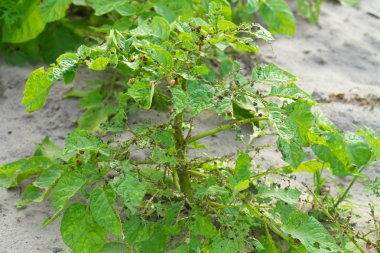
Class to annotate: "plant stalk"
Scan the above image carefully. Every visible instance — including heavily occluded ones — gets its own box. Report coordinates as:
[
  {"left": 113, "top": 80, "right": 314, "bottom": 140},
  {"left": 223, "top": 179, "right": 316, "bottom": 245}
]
[
  {"left": 188, "top": 117, "right": 267, "bottom": 143},
  {"left": 173, "top": 81, "right": 192, "bottom": 197},
  {"left": 334, "top": 167, "right": 365, "bottom": 209}
]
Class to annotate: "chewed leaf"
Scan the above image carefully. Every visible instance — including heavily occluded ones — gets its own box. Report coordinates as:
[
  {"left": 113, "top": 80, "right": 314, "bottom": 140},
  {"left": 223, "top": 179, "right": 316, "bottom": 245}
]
[
  {"left": 50, "top": 53, "right": 79, "bottom": 83},
  {"left": 147, "top": 44, "right": 173, "bottom": 69},
  {"left": 22, "top": 67, "right": 54, "bottom": 112},
  {"left": 277, "top": 138, "right": 306, "bottom": 168},
  {"left": 111, "top": 173, "right": 147, "bottom": 213},
  {"left": 61, "top": 202, "right": 106, "bottom": 253},
  {"left": 132, "top": 16, "right": 171, "bottom": 40},
  {"left": 271, "top": 202, "right": 341, "bottom": 253},
  {"left": 252, "top": 63, "right": 296, "bottom": 84},
  {"left": 186, "top": 80, "right": 214, "bottom": 115},
  {"left": 128, "top": 81, "right": 155, "bottom": 109},
  {"left": 170, "top": 85, "right": 187, "bottom": 114},
  {"left": 34, "top": 137, "right": 69, "bottom": 161},
  {"left": 256, "top": 185, "right": 301, "bottom": 205},
  {"left": 65, "top": 129, "right": 103, "bottom": 152},
  {"left": 269, "top": 83, "right": 314, "bottom": 102},
  {"left": 0, "top": 157, "right": 51, "bottom": 188}
]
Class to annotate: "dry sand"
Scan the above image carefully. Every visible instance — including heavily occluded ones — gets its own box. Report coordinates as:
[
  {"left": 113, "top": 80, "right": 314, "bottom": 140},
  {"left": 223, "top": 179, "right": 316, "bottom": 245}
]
[{"left": 0, "top": 0, "right": 380, "bottom": 252}]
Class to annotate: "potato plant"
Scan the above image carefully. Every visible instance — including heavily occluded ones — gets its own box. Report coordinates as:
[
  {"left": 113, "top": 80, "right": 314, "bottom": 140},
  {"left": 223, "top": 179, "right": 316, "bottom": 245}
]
[
  {"left": 0, "top": 1, "right": 378, "bottom": 253},
  {"left": 0, "top": 0, "right": 360, "bottom": 64}
]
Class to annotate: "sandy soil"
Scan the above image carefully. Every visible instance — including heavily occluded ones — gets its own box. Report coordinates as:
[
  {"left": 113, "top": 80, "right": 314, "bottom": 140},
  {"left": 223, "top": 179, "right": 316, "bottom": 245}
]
[{"left": 1, "top": 0, "right": 380, "bottom": 252}]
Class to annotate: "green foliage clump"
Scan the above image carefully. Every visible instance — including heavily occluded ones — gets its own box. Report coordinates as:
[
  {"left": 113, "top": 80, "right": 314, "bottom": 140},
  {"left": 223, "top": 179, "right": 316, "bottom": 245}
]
[
  {"left": 0, "top": 1, "right": 377, "bottom": 253},
  {"left": 0, "top": 0, "right": 360, "bottom": 64}
]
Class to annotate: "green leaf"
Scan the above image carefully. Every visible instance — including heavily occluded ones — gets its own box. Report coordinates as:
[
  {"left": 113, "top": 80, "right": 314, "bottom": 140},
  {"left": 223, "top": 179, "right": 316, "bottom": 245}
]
[
  {"left": 85, "top": 0, "right": 125, "bottom": 15},
  {"left": 88, "top": 57, "right": 110, "bottom": 71},
  {"left": 285, "top": 101, "right": 314, "bottom": 146},
  {"left": 253, "top": 24, "right": 274, "bottom": 42},
  {"left": 61, "top": 202, "right": 106, "bottom": 253},
  {"left": 311, "top": 145, "right": 348, "bottom": 176},
  {"left": 218, "top": 20, "right": 238, "bottom": 32},
  {"left": 256, "top": 185, "right": 301, "bottom": 205},
  {"left": 101, "top": 242, "right": 129, "bottom": 253},
  {"left": 0, "top": 157, "right": 51, "bottom": 188},
  {"left": 147, "top": 44, "right": 174, "bottom": 69},
  {"left": 277, "top": 138, "right": 306, "bottom": 168},
  {"left": 124, "top": 215, "right": 147, "bottom": 244},
  {"left": 297, "top": 0, "right": 320, "bottom": 24},
  {"left": 269, "top": 83, "right": 314, "bottom": 102},
  {"left": 128, "top": 81, "right": 155, "bottom": 109},
  {"left": 139, "top": 224, "right": 170, "bottom": 253},
  {"left": 32, "top": 164, "right": 66, "bottom": 201},
  {"left": 34, "top": 137, "right": 69, "bottom": 161},
  {"left": 18, "top": 185, "right": 44, "bottom": 207},
  {"left": 132, "top": 16, "right": 171, "bottom": 40},
  {"left": 170, "top": 85, "right": 187, "bottom": 114},
  {"left": 154, "top": 0, "right": 194, "bottom": 22},
  {"left": 78, "top": 106, "right": 116, "bottom": 131},
  {"left": 22, "top": 67, "right": 54, "bottom": 112},
  {"left": 191, "top": 212, "right": 217, "bottom": 238},
  {"left": 52, "top": 171, "right": 87, "bottom": 211},
  {"left": 39, "top": 0, "right": 72, "bottom": 23},
  {"left": 344, "top": 133, "right": 371, "bottom": 167},
  {"left": 252, "top": 63, "right": 296, "bottom": 84},
  {"left": 111, "top": 174, "right": 147, "bottom": 213},
  {"left": 271, "top": 202, "right": 341, "bottom": 253},
  {"left": 151, "top": 147, "right": 177, "bottom": 165},
  {"left": 247, "top": 0, "right": 260, "bottom": 13},
  {"left": 358, "top": 128, "right": 380, "bottom": 163},
  {"left": 235, "top": 152, "right": 251, "bottom": 183},
  {"left": 186, "top": 80, "right": 214, "bottom": 115},
  {"left": 338, "top": 0, "right": 359, "bottom": 6},
  {"left": 267, "top": 103, "right": 293, "bottom": 141},
  {"left": 65, "top": 129, "right": 102, "bottom": 152},
  {"left": 2, "top": 1, "right": 45, "bottom": 43},
  {"left": 50, "top": 53, "right": 79, "bottom": 84},
  {"left": 90, "top": 185, "right": 124, "bottom": 239},
  {"left": 167, "top": 245, "right": 190, "bottom": 253},
  {"left": 258, "top": 0, "right": 296, "bottom": 36},
  {"left": 79, "top": 90, "right": 104, "bottom": 109},
  {"left": 284, "top": 160, "right": 324, "bottom": 173},
  {"left": 150, "top": 16, "right": 171, "bottom": 40},
  {"left": 212, "top": 235, "right": 242, "bottom": 253}
]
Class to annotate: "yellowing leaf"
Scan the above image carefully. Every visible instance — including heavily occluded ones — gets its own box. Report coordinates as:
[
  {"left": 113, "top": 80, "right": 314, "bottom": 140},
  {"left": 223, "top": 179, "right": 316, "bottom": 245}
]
[
  {"left": 2, "top": 1, "right": 45, "bottom": 43},
  {"left": 88, "top": 57, "right": 110, "bottom": 71},
  {"left": 22, "top": 67, "right": 54, "bottom": 112}
]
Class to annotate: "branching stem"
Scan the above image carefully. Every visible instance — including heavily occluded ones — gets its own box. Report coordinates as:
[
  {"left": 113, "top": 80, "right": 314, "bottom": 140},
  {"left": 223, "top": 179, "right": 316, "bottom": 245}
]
[{"left": 188, "top": 117, "right": 268, "bottom": 144}]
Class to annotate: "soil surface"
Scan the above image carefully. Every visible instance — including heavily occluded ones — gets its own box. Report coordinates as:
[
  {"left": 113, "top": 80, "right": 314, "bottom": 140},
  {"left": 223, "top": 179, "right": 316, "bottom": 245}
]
[{"left": 1, "top": 0, "right": 380, "bottom": 252}]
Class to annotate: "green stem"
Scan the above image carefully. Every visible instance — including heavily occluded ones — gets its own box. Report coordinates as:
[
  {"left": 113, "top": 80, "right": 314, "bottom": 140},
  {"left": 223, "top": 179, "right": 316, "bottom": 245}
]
[
  {"left": 188, "top": 117, "right": 267, "bottom": 143},
  {"left": 334, "top": 167, "right": 365, "bottom": 209},
  {"left": 173, "top": 81, "right": 192, "bottom": 197}
]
